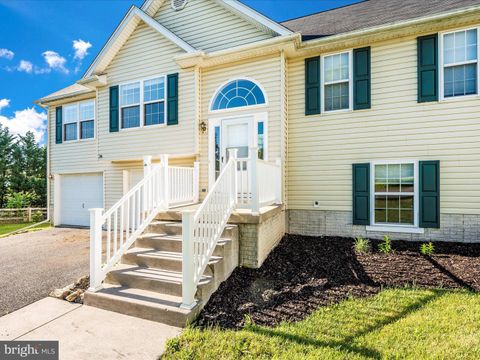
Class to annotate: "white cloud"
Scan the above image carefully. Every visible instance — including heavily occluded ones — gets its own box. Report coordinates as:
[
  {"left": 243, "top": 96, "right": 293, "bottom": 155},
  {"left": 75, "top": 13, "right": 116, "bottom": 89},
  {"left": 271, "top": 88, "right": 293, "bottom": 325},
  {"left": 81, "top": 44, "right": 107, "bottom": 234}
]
[
  {"left": 0, "top": 107, "right": 47, "bottom": 143},
  {"left": 0, "top": 99, "right": 10, "bottom": 112},
  {"left": 0, "top": 48, "right": 14, "bottom": 60},
  {"left": 73, "top": 39, "right": 92, "bottom": 60},
  {"left": 17, "top": 60, "right": 33, "bottom": 73},
  {"left": 42, "top": 50, "right": 68, "bottom": 74}
]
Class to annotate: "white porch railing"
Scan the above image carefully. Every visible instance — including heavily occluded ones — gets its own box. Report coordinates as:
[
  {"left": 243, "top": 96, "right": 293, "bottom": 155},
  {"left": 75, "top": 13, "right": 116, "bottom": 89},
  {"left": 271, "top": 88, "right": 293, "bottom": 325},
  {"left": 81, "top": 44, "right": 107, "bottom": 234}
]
[
  {"left": 236, "top": 146, "right": 282, "bottom": 214},
  {"left": 89, "top": 155, "right": 199, "bottom": 291},
  {"left": 181, "top": 150, "right": 238, "bottom": 308}
]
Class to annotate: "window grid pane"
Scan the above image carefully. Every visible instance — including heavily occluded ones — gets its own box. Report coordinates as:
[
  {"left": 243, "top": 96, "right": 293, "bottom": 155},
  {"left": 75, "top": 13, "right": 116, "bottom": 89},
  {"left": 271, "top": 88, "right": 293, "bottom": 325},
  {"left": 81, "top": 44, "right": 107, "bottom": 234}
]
[
  {"left": 80, "top": 120, "right": 94, "bottom": 139},
  {"left": 325, "top": 82, "right": 349, "bottom": 111},
  {"left": 257, "top": 121, "right": 264, "bottom": 160},
  {"left": 144, "top": 102, "right": 165, "bottom": 126},
  {"left": 64, "top": 123, "right": 77, "bottom": 141},
  {"left": 79, "top": 101, "right": 94, "bottom": 121},
  {"left": 120, "top": 82, "right": 140, "bottom": 106},
  {"left": 121, "top": 106, "right": 140, "bottom": 129},
  {"left": 63, "top": 105, "right": 78, "bottom": 124},
  {"left": 144, "top": 77, "right": 165, "bottom": 103},
  {"left": 374, "top": 163, "right": 415, "bottom": 225},
  {"left": 211, "top": 79, "right": 266, "bottom": 111},
  {"left": 324, "top": 53, "right": 349, "bottom": 84}
]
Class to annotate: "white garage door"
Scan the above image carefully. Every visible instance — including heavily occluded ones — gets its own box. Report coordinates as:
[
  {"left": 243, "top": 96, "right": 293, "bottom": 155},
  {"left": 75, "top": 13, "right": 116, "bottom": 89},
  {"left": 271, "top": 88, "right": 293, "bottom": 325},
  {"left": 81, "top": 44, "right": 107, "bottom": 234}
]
[{"left": 60, "top": 173, "right": 103, "bottom": 227}]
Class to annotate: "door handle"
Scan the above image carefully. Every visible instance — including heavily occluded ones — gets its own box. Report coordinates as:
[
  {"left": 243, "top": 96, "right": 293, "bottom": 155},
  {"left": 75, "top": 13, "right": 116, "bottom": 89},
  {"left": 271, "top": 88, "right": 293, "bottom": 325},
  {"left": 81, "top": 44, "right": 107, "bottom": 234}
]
[{"left": 82, "top": 203, "right": 85, "bottom": 209}]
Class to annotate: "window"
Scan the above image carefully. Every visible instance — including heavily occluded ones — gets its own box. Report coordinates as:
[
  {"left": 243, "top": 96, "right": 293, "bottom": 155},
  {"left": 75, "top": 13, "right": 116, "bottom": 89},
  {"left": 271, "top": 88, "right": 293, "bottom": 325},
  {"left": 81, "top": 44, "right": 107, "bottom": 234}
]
[
  {"left": 120, "top": 82, "right": 140, "bottom": 129},
  {"left": 442, "top": 28, "right": 479, "bottom": 98},
  {"left": 323, "top": 52, "right": 351, "bottom": 112},
  {"left": 144, "top": 77, "right": 165, "bottom": 126},
  {"left": 62, "top": 100, "right": 95, "bottom": 142},
  {"left": 373, "top": 162, "right": 416, "bottom": 226},
  {"left": 211, "top": 79, "right": 266, "bottom": 111},
  {"left": 257, "top": 121, "right": 264, "bottom": 160},
  {"left": 120, "top": 76, "right": 166, "bottom": 129}
]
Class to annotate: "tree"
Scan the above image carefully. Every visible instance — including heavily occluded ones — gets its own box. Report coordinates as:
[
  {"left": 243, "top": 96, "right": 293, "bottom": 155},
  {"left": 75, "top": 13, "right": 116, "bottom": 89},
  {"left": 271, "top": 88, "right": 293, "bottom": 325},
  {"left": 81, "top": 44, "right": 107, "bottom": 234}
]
[{"left": 0, "top": 124, "right": 14, "bottom": 208}]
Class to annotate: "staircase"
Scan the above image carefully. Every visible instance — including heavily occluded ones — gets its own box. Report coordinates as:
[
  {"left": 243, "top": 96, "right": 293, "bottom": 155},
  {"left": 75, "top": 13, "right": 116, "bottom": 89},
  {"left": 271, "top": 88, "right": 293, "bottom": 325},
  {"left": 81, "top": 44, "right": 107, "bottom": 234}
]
[{"left": 85, "top": 212, "right": 239, "bottom": 327}]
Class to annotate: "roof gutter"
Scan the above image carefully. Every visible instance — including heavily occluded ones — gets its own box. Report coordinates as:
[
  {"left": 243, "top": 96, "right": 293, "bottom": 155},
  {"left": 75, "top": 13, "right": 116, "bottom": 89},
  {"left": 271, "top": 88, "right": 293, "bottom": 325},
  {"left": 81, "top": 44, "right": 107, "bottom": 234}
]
[{"left": 35, "top": 89, "right": 95, "bottom": 107}]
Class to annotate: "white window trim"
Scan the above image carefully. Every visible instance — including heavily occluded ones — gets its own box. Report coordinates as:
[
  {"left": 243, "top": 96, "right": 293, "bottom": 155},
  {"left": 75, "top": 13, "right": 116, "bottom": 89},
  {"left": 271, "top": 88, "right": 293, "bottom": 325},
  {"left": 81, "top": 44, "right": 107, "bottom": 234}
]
[
  {"left": 367, "top": 160, "right": 422, "bottom": 234},
  {"left": 62, "top": 99, "right": 96, "bottom": 143},
  {"left": 207, "top": 112, "right": 268, "bottom": 189},
  {"left": 119, "top": 74, "right": 167, "bottom": 131},
  {"left": 439, "top": 26, "right": 480, "bottom": 101},
  {"left": 321, "top": 50, "right": 353, "bottom": 114}
]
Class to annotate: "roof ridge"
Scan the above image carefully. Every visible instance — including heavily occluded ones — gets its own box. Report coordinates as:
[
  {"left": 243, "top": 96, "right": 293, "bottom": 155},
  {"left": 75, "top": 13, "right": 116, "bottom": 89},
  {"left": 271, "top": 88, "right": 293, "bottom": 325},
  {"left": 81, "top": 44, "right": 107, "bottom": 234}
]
[{"left": 280, "top": 0, "right": 368, "bottom": 24}]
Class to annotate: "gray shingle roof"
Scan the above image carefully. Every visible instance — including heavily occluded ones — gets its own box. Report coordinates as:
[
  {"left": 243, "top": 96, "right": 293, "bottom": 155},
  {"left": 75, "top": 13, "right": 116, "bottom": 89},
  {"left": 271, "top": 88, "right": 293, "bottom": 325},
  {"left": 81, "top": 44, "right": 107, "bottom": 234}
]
[{"left": 281, "top": 0, "right": 480, "bottom": 39}]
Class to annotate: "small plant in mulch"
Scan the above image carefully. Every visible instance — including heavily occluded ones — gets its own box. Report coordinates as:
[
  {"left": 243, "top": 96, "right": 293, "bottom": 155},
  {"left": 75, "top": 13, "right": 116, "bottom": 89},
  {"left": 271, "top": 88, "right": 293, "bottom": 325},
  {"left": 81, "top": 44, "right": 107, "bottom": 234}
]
[
  {"left": 420, "top": 242, "right": 435, "bottom": 256},
  {"left": 354, "top": 236, "right": 371, "bottom": 253},
  {"left": 378, "top": 235, "right": 392, "bottom": 254}
]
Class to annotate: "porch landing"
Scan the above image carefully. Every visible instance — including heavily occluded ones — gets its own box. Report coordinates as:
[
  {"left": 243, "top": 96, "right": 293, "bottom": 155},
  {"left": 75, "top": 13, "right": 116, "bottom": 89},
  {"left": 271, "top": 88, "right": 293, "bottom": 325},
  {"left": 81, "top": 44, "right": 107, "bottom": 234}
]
[{"left": 157, "top": 204, "right": 286, "bottom": 269}]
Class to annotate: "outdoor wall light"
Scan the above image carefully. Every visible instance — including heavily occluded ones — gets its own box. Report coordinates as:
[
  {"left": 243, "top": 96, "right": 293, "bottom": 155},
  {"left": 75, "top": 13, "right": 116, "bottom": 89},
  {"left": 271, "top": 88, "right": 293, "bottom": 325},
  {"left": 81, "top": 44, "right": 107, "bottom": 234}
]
[{"left": 199, "top": 120, "right": 207, "bottom": 134}]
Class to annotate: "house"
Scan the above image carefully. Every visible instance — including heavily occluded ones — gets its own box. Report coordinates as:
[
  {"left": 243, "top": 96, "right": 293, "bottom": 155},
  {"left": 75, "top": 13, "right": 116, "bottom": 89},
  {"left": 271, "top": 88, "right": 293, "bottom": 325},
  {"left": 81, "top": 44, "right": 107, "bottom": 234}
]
[{"left": 36, "top": 0, "right": 480, "bottom": 326}]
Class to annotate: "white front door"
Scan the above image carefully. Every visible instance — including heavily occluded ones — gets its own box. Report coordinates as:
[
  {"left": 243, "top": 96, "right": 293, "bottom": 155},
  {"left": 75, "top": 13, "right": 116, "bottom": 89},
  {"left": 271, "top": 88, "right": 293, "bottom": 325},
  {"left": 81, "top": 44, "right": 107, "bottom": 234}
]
[{"left": 220, "top": 117, "right": 254, "bottom": 168}]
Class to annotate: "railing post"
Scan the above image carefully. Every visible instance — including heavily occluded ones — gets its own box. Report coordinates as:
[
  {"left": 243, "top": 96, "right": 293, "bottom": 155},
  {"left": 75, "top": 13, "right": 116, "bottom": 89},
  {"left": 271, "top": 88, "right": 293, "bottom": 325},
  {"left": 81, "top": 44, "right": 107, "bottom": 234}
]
[
  {"left": 89, "top": 208, "right": 104, "bottom": 292},
  {"left": 27, "top": 207, "right": 32, "bottom": 222},
  {"left": 193, "top": 161, "right": 200, "bottom": 203},
  {"left": 275, "top": 158, "right": 282, "bottom": 204},
  {"left": 143, "top": 156, "right": 152, "bottom": 212},
  {"left": 249, "top": 147, "right": 259, "bottom": 215},
  {"left": 161, "top": 154, "right": 169, "bottom": 210},
  {"left": 181, "top": 210, "right": 197, "bottom": 309},
  {"left": 228, "top": 149, "right": 238, "bottom": 207}
]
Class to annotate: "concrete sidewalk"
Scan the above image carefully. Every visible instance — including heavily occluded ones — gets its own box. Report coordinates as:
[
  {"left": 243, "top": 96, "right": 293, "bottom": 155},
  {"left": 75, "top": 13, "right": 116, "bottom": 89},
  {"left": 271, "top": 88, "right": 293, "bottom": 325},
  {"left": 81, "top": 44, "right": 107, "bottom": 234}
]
[{"left": 0, "top": 297, "right": 181, "bottom": 359}]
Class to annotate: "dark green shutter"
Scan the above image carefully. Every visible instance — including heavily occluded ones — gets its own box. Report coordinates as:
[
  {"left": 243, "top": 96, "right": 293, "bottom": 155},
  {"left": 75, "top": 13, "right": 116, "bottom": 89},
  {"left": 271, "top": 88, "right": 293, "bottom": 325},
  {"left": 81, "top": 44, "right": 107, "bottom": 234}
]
[
  {"left": 419, "top": 160, "right": 440, "bottom": 228},
  {"left": 417, "top": 34, "right": 438, "bottom": 103},
  {"left": 353, "top": 47, "right": 371, "bottom": 110},
  {"left": 55, "top": 106, "right": 62, "bottom": 144},
  {"left": 305, "top": 56, "right": 320, "bottom": 115},
  {"left": 109, "top": 85, "right": 119, "bottom": 132},
  {"left": 352, "top": 163, "right": 370, "bottom": 225},
  {"left": 167, "top": 73, "right": 178, "bottom": 126}
]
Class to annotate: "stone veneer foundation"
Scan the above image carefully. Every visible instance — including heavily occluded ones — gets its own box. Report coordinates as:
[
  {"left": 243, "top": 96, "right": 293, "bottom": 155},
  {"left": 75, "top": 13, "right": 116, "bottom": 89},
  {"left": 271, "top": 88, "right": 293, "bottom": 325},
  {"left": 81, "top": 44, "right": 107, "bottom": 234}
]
[{"left": 288, "top": 210, "right": 480, "bottom": 243}]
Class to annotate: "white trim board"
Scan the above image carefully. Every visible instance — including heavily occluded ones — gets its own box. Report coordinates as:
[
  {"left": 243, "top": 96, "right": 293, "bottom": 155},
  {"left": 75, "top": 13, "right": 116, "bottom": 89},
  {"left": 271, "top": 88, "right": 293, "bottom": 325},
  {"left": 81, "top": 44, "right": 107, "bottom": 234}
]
[{"left": 83, "top": 6, "right": 195, "bottom": 78}]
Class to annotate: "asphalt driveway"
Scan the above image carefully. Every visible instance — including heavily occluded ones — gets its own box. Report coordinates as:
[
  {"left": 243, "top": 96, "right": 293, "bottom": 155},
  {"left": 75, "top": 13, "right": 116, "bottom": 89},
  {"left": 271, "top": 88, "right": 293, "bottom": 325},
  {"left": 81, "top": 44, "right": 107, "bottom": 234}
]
[{"left": 0, "top": 228, "right": 90, "bottom": 317}]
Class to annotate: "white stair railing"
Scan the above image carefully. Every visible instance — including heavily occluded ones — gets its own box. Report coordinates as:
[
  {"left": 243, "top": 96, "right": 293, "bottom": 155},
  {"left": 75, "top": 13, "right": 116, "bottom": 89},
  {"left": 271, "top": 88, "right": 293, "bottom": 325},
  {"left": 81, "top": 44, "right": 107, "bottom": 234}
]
[
  {"left": 236, "top": 147, "right": 282, "bottom": 214},
  {"left": 181, "top": 150, "right": 238, "bottom": 308},
  {"left": 89, "top": 155, "right": 199, "bottom": 291}
]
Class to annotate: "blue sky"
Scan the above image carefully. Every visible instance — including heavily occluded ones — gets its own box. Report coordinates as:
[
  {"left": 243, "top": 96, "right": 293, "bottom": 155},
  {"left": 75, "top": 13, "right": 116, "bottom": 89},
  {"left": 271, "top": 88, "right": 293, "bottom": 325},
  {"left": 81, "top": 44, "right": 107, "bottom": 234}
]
[{"left": 0, "top": 0, "right": 360, "bottom": 144}]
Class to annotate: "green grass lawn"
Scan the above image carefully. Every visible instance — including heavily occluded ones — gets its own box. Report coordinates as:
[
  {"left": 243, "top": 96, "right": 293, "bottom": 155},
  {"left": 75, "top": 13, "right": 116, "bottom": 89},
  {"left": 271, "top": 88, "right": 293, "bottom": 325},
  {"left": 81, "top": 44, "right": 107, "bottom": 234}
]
[
  {"left": 0, "top": 222, "right": 51, "bottom": 237},
  {"left": 163, "top": 288, "right": 480, "bottom": 359}
]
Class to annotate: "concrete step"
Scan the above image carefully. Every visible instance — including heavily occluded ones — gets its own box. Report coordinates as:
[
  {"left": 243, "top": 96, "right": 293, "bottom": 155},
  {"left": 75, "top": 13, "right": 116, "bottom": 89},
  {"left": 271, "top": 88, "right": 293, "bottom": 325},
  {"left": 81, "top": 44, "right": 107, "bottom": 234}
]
[
  {"left": 122, "top": 248, "right": 222, "bottom": 273},
  {"left": 147, "top": 221, "right": 238, "bottom": 239},
  {"left": 136, "top": 233, "right": 231, "bottom": 256},
  {"left": 105, "top": 264, "right": 213, "bottom": 297},
  {"left": 84, "top": 284, "right": 201, "bottom": 327}
]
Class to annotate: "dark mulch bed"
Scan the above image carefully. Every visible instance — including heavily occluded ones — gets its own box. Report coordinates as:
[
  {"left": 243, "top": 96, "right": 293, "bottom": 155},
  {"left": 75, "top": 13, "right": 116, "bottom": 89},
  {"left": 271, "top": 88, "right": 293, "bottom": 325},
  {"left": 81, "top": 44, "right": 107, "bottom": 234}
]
[{"left": 196, "top": 235, "right": 480, "bottom": 329}]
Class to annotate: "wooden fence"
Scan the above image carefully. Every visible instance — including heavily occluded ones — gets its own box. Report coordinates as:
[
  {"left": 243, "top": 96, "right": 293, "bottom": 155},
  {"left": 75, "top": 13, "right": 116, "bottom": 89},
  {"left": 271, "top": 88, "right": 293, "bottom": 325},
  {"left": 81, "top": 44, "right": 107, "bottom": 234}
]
[{"left": 0, "top": 208, "right": 48, "bottom": 223}]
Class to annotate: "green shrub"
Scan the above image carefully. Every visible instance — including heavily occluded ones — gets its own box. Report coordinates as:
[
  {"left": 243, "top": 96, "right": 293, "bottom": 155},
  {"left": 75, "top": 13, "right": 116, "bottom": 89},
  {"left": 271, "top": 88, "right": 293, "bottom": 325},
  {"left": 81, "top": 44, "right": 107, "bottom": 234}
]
[
  {"left": 32, "top": 211, "right": 44, "bottom": 223},
  {"left": 420, "top": 242, "right": 435, "bottom": 256},
  {"left": 6, "top": 191, "right": 39, "bottom": 209},
  {"left": 378, "top": 235, "right": 392, "bottom": 254},
  {"left": 354, "top": 236, "right": 371, "bottom": 253}
]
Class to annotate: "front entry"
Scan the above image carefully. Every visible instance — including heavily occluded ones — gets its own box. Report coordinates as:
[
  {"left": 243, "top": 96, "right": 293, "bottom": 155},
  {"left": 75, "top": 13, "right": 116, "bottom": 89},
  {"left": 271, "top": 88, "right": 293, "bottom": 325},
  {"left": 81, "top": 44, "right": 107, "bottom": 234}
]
[{"left": 209, "top": 113, "right": 267, "bottom": 188}]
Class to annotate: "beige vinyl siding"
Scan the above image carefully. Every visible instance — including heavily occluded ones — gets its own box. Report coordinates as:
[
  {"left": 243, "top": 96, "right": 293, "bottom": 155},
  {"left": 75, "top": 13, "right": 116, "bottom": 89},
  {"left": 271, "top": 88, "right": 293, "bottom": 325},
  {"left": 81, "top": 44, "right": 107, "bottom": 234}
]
[
  {"left": 287, "top": 36, "right": 480, "bottom": 215},
  {"left": 154, "top": 0, "right": 275, "bottom": 52},
  {"left": 97, "top": 22, "right": 196, "bottom": 161},
  {"left": 199, "top": 55, "right": 282, "bottom": 192}
]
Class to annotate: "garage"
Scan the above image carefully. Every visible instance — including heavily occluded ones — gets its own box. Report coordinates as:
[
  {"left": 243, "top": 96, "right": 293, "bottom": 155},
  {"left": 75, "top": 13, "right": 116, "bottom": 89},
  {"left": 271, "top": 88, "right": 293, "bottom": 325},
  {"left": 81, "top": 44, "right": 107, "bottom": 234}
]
[{"left": 60, "top": 173, "right": 104, "bottom": 227}]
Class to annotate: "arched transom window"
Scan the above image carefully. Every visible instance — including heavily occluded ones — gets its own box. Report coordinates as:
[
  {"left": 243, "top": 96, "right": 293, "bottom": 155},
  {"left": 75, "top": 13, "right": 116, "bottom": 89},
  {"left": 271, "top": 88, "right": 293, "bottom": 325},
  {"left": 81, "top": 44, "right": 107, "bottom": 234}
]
[{"left": 211, "top": 79, "right": 266, "bottom": 111}]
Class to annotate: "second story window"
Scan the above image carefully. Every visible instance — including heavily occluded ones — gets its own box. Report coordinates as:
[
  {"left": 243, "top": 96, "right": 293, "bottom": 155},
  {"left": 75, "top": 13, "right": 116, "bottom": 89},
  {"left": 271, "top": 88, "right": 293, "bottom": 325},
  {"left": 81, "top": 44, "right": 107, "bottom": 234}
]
[
  {"left": 322, "top": 51, "right": 352, "bottom": 112},
  {"left": 63, "top": 100, "right": 95, "bottom": 142},
  {"left": 120, "top": 75, "right": 166, "bottom": 129},
  {"left": 441, "top": 28, "right": 478, "bottom": 98}
]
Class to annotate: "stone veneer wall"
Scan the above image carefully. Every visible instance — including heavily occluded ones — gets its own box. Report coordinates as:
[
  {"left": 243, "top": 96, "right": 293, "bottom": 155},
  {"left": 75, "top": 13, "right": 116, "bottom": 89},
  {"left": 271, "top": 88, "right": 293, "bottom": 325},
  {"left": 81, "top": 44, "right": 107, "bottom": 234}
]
[
  {"left": 237, "top": 209, "right": 286, "bottom": 268},
  {"left": 288, "top": 210, "right": 480, "bottom": 243}
]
